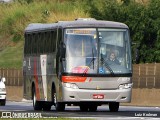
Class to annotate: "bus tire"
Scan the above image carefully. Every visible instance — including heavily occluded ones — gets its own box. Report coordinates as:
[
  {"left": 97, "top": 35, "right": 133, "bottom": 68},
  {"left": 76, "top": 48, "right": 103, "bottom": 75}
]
[
  {"left": 52, "top": 87, "right": 65, "bottom": 111},
  {"left": 88, "top": 105, "right": 97, "bottom": 112},
  {"left": 109, "top": 102, "right": 119, "bottom": 112},
  {"left": 0, "top": 99, "right": 6, "bottom": 106},
  {"left": 43, "top": 104, "right": 51, "bottom": 111},
  {"left": 32, "top": 87, "right": 42, "bottom": 110},
  {"left": 55, "top": 102, "right": 65, "bottom": 111},
  {"left": 80, "top": 105, "right": 88, "bottom": 111}
]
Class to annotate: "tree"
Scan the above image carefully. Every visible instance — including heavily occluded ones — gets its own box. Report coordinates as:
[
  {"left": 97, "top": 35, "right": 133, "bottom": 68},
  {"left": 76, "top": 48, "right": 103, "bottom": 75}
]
[{"left": 87, "top": 0, "right": 160, "bottom": 63}]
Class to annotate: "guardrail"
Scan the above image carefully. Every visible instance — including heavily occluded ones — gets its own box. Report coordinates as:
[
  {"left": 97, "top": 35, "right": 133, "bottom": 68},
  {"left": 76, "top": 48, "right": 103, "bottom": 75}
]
[
  {"left": 0, "top": 63, "right": 160, "bottom": 88},
  {"left": 133, "top": 63, "right": 160, "bottom": 88},
  {"left": 0, "top": 68, "right": 23, "bottom": 86}
]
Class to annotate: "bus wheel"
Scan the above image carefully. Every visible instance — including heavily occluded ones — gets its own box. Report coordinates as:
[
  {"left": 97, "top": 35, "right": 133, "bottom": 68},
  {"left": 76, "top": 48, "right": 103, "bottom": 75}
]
[
  {"left": 88, "top": 105, "right": 97, "bottom": 112},
  {"left": 53, "top": 91, "right": 65, "bottom": 111},
  {"left": 43, "top": 104, "right": 51, "bottom": 111},
  {"left": 55, "top": 102, "right": 65, "bottom": 111},
  {"left": 33, "top": 88, "right": 42, "bottom": 110},
  {"left": 0, "top": 99, "right": 6, "bottom": 106},
  {"left": 80, "top": 105, "right": 88, "bottom": 112},
  {"left": 109, "top": 102, "right": 119, "bottom": 112}
]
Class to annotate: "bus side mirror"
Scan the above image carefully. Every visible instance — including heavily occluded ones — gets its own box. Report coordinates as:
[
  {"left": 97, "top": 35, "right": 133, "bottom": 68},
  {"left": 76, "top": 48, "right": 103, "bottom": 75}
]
[{"left": 1, "top": 77, "right": 6, "bottom": 83}]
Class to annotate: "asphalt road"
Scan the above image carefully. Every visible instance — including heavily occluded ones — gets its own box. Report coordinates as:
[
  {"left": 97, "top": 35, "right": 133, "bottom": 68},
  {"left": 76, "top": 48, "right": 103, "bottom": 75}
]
[{"left": 0, "top": 101, "right": 160, "bottom": 120}]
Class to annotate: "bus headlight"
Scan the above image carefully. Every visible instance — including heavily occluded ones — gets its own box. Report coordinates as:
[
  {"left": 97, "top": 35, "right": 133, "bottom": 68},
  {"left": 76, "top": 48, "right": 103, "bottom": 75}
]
[
  {"left": 64, "top": 83, "right": 79, "bottom": 89},
  {"left": 119, "top": 83, "right": 133, "bottom": 89}
]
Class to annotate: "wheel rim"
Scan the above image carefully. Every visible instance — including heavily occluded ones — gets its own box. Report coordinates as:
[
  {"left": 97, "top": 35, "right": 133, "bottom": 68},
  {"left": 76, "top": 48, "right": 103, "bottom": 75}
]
[
  {"left": 53, "top": 93, "right": 57, "bottom": 104},
  {"left": 33, "top": 92, "right": 36, "bottom": 107},
  {"left": 53, "top": 92, "right": 58, "bottom": 109}
]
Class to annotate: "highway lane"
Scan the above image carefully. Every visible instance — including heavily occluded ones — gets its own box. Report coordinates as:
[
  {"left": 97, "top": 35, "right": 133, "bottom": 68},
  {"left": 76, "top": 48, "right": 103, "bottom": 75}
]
[{"left": 0, "top": 101, "right": 160, "bottom": 119}]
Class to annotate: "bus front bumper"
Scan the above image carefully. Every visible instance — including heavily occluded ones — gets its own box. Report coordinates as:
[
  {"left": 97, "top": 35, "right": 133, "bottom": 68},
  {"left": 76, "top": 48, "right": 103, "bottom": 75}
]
[{"left": 61, "top": 87, "right": 132, "bottom": 103}]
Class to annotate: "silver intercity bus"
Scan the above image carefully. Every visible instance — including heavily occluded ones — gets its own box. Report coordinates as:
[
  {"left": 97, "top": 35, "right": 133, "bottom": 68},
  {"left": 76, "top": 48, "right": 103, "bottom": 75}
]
[{"left": 23, "top": 18, "right": 133, "bottom": 112}]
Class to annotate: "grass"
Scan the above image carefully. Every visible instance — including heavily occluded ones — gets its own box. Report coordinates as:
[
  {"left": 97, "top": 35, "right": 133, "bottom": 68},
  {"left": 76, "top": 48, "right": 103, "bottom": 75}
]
[
  {"left": 0, "top": 0, "right": 89, "bottom": 68},
  {"left": 0, "top": 41, "right": 23, "bottom": 68},
  {"left": 0, "top": 1, "right": 89, "bottom": 37}
]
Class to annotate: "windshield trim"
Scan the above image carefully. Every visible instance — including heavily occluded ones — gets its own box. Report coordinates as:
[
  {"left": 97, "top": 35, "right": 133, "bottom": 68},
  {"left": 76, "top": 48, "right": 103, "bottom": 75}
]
[{"left": 63, "top": 27, "right": 132, "bottom": 76}]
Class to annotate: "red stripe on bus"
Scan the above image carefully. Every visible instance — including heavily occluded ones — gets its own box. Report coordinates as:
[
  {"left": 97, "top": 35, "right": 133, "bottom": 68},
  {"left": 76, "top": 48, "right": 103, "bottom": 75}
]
[
  {"left": 62, "top": 76, "right": 87, "bottom": 82},
  {"left": 34, "top": 58, "right": 40, "bottom": 100}
]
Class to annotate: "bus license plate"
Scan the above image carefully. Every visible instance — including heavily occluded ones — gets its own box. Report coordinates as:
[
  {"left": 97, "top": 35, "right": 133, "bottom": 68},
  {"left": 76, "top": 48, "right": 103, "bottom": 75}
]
[{"left": 93, "top": 94, "right": 104, "bottom": 99}]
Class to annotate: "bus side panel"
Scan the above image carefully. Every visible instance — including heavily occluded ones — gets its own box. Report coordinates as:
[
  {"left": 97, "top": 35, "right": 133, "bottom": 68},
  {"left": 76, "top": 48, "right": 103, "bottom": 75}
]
[
  {"left": 24, "top": 56, "right": 45, "bottom": 101},
  {"left": 23, "top": 56, "right": 33, "bottom": 100},
  {"left": 46, "top": 54, "right": 57, "bottom": 101},
  {"left": 34, "top": 53, "right": 58, "bottom": 102}
]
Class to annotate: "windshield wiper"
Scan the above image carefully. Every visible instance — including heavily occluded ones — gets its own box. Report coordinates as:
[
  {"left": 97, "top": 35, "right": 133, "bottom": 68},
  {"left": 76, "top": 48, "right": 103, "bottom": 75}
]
[
  {"left": 92, "top": 48, "right": 95, "bottom": 69},
  {"left": 83, "top": 48, "right": 95, "bottom": 75},
  {"left": 100, "top": 53, "right": 114, "bottom": 75}
]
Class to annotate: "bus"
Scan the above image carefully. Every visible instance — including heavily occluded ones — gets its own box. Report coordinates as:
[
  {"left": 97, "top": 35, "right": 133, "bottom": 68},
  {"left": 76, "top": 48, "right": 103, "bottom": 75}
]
[{"left": 23, "top": 18, "right": 133, "bottom": 112}]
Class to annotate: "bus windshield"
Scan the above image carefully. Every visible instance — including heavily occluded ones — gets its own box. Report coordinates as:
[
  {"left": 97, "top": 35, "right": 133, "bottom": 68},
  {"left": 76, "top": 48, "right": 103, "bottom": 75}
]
[{"left": 63, "top": 28, "right": 132, "bottom": 75}]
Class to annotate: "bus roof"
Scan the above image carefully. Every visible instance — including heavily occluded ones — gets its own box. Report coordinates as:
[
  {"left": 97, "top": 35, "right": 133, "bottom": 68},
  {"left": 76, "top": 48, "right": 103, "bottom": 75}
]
[{"left": 25, "top": 19, "right": 129, "bottom": 33}]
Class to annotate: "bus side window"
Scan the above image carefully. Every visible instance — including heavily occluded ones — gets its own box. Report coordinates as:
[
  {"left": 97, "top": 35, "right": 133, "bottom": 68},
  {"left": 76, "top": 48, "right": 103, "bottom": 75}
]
[
  {"left": 24, "top": 34, "right": 27, "bottom": 55},
  {"left": 43, "top": 32, "right": 46, "bottom": 53},
  {"left": 50, "top": 30, "right": 57, "bottom": 53},
  {"left": 31, "top": 34, "right": 34, "bottom": 55},
  {"left": 48, "top": 31, "right": 52, "bottom": 53},
  {"left": 33, "top": 33, "right": 38, "bottom": 55},
  {"left": 37, "top": 33, "right": 40, "bottom": 54},
  {"left": 54, "top": 31, "right": 57, "bottom": 52},
  {"left": 39, "top": 33, "right": 43, "bottom": 54},
  {"left": 35, "top": 33, "right": 39, "bottom": 55},
  {"left": 54, "top": 30, "right": 57, "bottom": 52},
  {"left": 50, "top": 31, "right": 53, "bottom": 53},
  {"left": 28, "top": 34, "right": 32, "bottom": 55},
  {"left": 45, "top": 32, "right": 49, "bottom": 53},
  {"left": 41, "top": 32, "right": 45, "bottom": 54}
]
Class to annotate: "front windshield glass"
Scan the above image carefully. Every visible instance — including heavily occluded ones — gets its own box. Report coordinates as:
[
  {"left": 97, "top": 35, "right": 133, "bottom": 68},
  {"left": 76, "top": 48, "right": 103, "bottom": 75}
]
[
  {"left": 63, "top": 28, "right": 132, "bottom": 75},
  {"left": 98, "top": 28, "right": 132, "bottom": 74},
  {"left": 64, "top": 28, "right": 97, "bottom": 74}
]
